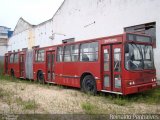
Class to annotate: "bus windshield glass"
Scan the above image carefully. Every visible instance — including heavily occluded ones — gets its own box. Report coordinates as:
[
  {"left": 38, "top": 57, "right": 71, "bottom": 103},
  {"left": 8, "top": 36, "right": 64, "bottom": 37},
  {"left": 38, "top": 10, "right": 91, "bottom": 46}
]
[{"left": 125, "top": 43, "right": 154, "bottom": 70}]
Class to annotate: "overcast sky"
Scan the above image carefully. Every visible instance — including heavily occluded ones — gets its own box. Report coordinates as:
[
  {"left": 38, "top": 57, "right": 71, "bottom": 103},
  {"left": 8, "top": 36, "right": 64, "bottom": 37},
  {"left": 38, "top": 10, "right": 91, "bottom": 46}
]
[{"left": 0, "top": 0, "right": 64, "bottom": 30}]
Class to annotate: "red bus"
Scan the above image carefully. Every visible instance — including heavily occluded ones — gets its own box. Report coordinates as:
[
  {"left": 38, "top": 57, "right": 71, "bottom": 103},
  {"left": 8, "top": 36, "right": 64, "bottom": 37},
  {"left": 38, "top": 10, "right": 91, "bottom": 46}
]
[
  {"left": 4, "top": 48, "right": 33, "bottom": 79},
  {"left": 4, "top": 33, "right": 157, "bottom": 95},
  {"left": 4, "top": 50, "right": 26, "bottom": 78}
]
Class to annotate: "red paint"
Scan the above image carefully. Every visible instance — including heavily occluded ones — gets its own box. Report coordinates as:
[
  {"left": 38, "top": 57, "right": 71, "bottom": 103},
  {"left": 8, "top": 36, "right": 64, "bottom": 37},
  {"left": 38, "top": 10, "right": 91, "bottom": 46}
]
[
  {"left": 4, "top": 50, "right": 26, "bottom": 78},
  {"left": 4, "top": 33, "right": 157, "bottom": 95}
]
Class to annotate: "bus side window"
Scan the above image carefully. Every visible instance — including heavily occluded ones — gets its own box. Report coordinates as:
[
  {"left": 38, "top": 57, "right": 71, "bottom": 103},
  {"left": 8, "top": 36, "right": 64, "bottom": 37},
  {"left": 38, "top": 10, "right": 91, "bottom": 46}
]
[
  {"left": 80, "top": 42, "right": 98, "bottom": 62},
  {"left": 10, "top": 54, "right": 14, "bottom": 63},
  {"left": 57, "top": 47, "right": 63, "bottom": 62},
  {"left": 14, "top": 53, "right": 19, "bottom": 63},
  {"left": 71, "top": 45, "right": 79, "bottom": 62},
  {"left": 64, "top": 46, "right": 71, "bottom": 62},
  {"left": 63, "top": 44, "right": 79, "bottom": 62},
  {"left": 35, "top": 49, "right": 45, "bottom": 62}
]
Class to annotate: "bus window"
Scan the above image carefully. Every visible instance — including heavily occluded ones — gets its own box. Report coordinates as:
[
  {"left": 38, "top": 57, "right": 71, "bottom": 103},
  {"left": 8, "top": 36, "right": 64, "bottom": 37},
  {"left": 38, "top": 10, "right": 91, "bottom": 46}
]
[
  {"left": 35, "top": 49, "right": 45, "bottom": 62},
  {"left": 57, "top": 47, "right": 63, "bottom": 62},
  {"left": 80, "top": 42, "right": 98, "bottom": 62},
  {"left": 10, "top": 54, "right": 14, "bottom": 63},
  {"left": 114, "top": 48, "right": 121, "bottom": 71},
  {"left": 71, "top": 45, "right": 79, "bottom": 62},
  {"left": 64, "top": 44, "right": 79, "bottom": 62},
  {"left": 104, "top": 49, "right": 109, "bottom": 71},
  {"left": 14, "top": 53, "right": 19, "bottom": 63},
  {"left": 114, "top": 75, "right": 121, "bottom": 88},
  {"left": 64, "top": 46, "right": 71, "bottom": 62}
]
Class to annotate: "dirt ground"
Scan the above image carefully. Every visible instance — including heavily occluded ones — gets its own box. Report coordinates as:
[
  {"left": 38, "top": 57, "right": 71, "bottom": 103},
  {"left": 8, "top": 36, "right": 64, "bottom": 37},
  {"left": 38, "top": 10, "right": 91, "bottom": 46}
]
[{"left": 0, "top": 78, "right": 160, "bottom": 114}]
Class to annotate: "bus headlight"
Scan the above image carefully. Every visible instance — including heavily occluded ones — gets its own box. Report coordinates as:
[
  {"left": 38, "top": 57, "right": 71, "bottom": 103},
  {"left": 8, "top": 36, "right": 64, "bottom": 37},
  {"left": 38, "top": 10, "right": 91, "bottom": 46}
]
[
  {"left": 128, "top": 81, "right": 135, "bottom": 86},
  {"left": 133, "top": 81, "right": 135, "bottom": 85},
  {"left": 152, "top": 78, "right": 156, "bottom": 82}
]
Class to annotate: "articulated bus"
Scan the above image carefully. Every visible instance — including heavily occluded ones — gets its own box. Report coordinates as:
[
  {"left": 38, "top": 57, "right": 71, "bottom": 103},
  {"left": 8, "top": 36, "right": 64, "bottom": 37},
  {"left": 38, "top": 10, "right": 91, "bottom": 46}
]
[{"left": 4, "top": 33, "right": 157, "bottom": 95}]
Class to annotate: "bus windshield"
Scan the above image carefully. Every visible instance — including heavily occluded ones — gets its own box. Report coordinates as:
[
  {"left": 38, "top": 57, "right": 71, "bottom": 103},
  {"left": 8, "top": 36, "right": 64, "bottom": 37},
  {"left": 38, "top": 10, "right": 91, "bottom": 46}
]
[{"left": 125, "top": 43, "right": 154, "bottom": 70}]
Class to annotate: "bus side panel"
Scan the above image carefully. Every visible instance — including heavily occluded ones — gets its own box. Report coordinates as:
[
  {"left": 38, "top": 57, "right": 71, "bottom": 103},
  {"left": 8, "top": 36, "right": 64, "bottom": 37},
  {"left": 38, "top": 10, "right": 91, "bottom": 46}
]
[
  {"left": 9, "top": 63, "right": 20, "bottom": 78},
  {"left": 55, "top": 62, "right": 63, "bottom": 85},
  {"left": 54, "top": 62, "right": 102, "bottom": 90},
  {"left": 33, "top": 63, "right": 46, "bottom": 81},
  {"left": 77, "top": 62, "right": 102, "bottom": 90},
  {"left": 62, "top": 62, "right": 80, "bottom": 87}
]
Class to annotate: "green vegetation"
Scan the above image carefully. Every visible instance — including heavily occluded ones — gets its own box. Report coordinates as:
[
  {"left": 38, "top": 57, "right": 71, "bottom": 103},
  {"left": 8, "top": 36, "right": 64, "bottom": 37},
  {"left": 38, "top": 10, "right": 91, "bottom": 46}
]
[
  {"left": 0, "top": 87, "right": 38, "bottom": 112},
  {"left": 102, "top": 88, "right": 160, "bottom": 106},
  {"left": 16, "top": 97, "right": 38, "bottom": 110},
  {"left": 0, "top": 88, "right": 13, "bottom": 99},
  {"left": 81, "top": 102, "right": 97, "bottom": 114},
  {"left": 1, "top": 72, "right": 160, "bottom": 106},
  {"left": 112, "top": 96, "right": 128, "bottom": 106},
  {"left": 129, "top": 88, "right": 160, "bottom": 104},
  {"left": 0, "top": 61, "right": 159, "bottom": 110}
]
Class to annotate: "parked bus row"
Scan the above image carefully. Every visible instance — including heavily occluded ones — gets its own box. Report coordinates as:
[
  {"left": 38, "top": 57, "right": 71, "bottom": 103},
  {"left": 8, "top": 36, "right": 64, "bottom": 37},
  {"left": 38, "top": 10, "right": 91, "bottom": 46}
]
[{"left": 4, "top": 33, "right": 157, "bottom": 95}]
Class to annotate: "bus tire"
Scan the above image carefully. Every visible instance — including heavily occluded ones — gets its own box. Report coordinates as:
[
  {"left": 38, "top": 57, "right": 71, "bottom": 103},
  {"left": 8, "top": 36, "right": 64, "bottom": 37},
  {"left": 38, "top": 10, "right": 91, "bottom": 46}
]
[
  {"left": 37, "top": 71, "right": 45, "bottom": 84},
  {"left": 82, "top": 75, "right": 97, "bottom": 95},
  {"left": 10, "top": 69, "right": 14, "bottom": 77}
]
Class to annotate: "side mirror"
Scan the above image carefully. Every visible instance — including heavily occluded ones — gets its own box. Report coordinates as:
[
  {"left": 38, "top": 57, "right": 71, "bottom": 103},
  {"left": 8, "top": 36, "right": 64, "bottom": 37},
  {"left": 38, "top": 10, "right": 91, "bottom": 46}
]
[{"left": 125, "top": 44, "right": 129, "bottom": 53}]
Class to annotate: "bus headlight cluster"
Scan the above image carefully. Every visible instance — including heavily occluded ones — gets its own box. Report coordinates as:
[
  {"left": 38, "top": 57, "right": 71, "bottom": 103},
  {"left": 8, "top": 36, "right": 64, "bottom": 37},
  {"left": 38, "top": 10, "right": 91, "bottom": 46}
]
[
  {"left": 128, "top": 81, "right": 135, "bottom": 86},
  {"left": 152, "top": 78, "right": 156, "bottom": 82}
]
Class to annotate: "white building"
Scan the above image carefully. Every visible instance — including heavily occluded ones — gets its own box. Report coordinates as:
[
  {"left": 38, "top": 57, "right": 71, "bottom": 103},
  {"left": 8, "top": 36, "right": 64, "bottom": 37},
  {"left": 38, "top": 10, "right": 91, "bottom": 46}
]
[
  {"left": 0, "top": 26, "right": 12, "bottom": 61},
  {"left": 8, "top": 0, "right": 160, "bottom": 81}
]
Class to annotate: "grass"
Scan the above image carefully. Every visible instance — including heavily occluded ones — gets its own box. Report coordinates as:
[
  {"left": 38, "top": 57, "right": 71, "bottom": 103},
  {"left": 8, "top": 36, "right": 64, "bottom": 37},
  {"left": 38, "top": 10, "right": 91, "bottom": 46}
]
[
  {"left": 0, "top": 69, "right": 39, "bottom": 112},
  {"left": 81, "top": 102, "right": 96, "bottom": 114},
  {"left": 0, "top": 88, "right": 12, "bottom": 99},
  {"left": 1, "top": 73, "right": 160, "bottom": 106},
  {"left": 130, "top": 88, "right": 160, "bottom": 104},
  {"left": 0, "top": 72, "right": 159, "bottom": 114},
  {"left": 102, "top": 88, "right": 160, "bottom": 106},
  {"left": 0, "top": 87, "right": 38, "bottom": 111},
  {"left": 1, "top": 72, "right": 160, "bottom": 106},
  {"left": 112, "top": 96, "right": 128, "bottom": 106},
  {"left": 0, "top": 61, "right": 159, "bottom": 108},
  {"left": 16, "top": 97, "right": 38, "bottom": 110},
  {"left": 0, "top": 87, "right": 16, "bottom": 108}
]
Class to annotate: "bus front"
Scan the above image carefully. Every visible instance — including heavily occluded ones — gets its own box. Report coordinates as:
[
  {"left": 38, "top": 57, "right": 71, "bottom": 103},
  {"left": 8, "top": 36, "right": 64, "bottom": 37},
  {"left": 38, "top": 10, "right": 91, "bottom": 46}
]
[{"left": 123, "top": 33, "right": 157, "bottom": 95}]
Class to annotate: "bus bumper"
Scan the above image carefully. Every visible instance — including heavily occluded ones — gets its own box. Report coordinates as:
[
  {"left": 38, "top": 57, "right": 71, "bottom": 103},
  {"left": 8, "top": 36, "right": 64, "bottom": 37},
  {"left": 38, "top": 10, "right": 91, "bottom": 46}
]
[{"left": 124, "top": 82, "right": 157, "bottom": 95}]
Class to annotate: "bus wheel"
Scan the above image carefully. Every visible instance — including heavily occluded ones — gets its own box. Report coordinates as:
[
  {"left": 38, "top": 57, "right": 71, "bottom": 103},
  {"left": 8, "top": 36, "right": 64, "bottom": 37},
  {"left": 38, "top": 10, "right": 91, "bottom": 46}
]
[
  {"left": 10, "top": 70, "right": 14, "bottom": 77},
  {"left": 82, "top": 75, "right": 97, "bottom": 95},
  {"left": 37, "top": 71, "right": 45, "bottom": 84}
]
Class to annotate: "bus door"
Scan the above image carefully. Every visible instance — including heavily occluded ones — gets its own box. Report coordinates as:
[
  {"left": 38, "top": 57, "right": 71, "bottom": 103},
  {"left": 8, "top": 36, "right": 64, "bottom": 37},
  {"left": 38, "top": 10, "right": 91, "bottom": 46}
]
[
  {"left": 46, "top": 51, "right": 55, "bottom": 83},
  {"left": 20, "top": 54, "right": 25, "bottom": 77},
  {"left": 102, "top": 44, "right": 122, "bottom": 93},
  {"left": 5, "top": 55, "right": 8, "bottom": 74}
]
